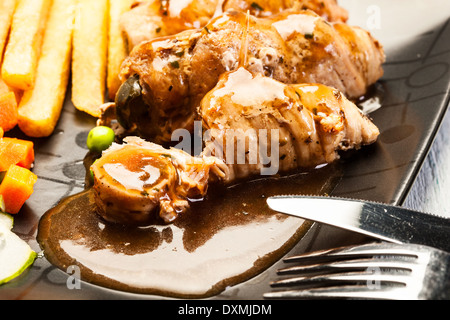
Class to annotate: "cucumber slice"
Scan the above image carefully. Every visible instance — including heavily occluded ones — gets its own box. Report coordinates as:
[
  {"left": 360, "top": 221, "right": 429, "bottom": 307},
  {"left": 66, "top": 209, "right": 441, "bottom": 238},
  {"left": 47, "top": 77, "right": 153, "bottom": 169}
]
[
  {"left": 0, "top": 226, "right": 37, "bottom": 285},
  {"left": 0, "top": 212, "right": 14, "bottom": 230}
]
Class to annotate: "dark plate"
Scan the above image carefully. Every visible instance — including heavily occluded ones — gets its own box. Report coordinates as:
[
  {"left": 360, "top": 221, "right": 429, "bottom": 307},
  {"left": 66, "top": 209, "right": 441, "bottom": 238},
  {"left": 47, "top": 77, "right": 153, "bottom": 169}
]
[{"left": 1, "top": 0, "right": 449, "bottom": 300}]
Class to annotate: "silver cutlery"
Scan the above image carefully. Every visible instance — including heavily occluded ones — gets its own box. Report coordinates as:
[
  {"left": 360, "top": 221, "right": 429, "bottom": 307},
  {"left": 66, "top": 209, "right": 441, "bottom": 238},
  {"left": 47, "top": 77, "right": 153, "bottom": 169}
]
[
  {"left": 264, "top": 242, "right": 450, "bottom": 300},
  {"left": 266, "top": 195, "right": 450, "bottom": 252}
]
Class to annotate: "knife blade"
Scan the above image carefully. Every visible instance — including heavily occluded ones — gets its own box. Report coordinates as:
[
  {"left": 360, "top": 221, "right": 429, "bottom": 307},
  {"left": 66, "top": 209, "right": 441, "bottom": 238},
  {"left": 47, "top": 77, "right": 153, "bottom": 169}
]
[{"left": 267, "top": 195, "right": 450, "bottom": 252}]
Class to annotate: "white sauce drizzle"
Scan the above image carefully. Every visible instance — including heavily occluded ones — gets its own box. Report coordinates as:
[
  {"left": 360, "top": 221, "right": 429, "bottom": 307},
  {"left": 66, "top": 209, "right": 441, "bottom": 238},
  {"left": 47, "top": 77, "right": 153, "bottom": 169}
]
[
  {"left": 212, "top": 67, "right": 286, "bottom": 107},
  {"left": 103, "top": 161, "right": 161, "bottom": 191},
  {"left": 298, "top": 85, "right": 319, "bottom": 93},
  {"left": 151, "top": 39, "right": 172, "bottom": 51},
  {"left": 272, "top": 14, "right": 318, "bottom": 40},
  {"left": 212, "top": 14, "right": 230, "bottom": 28},
  {"left": 169, "top": 0, "right": 194, "bottom": 18},
  {"left": 152, "top": 57, "right": 166, "bottom": 72},
  {"left": 213, "top": 0, "right": 226, "bottom": 18}
]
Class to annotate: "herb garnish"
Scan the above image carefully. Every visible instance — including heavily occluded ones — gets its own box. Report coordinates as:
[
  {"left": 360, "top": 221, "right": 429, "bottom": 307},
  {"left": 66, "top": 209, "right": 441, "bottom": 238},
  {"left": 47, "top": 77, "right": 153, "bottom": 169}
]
[{"left": 250, "top": 2, "right": 264, "bottom": 10}]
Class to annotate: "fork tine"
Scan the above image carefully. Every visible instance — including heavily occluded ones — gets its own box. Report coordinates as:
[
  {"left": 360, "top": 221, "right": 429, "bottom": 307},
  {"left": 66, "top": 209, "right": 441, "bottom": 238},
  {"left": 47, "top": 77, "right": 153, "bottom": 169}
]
[
  {"left": 264, "top": 285, "right": 414, "bottom": 300},
  {"left": 277, "top": 258, "right": 414, "bottom": 275},
  {"left": 284, "top": 246, "right": 420, "bottom": 264},
  {"left": 265, "top": 242, "right": 450, "bottom": 300},
  {"left": 270, "top": 270, "right": 410, "bottom": 288}
]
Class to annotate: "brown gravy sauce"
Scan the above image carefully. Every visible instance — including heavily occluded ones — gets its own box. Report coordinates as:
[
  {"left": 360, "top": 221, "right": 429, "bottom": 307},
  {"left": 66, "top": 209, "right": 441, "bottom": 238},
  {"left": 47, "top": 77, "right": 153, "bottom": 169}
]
[{"left": 37, "top": 162, "right": 342, "bottom": 298}]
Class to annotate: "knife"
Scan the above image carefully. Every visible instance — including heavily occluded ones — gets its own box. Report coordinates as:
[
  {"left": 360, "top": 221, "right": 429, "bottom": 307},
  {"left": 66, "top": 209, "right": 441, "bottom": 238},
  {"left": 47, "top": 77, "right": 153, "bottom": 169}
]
[{"left": 267, "top": 195, "right": 450, "bottom": 253}]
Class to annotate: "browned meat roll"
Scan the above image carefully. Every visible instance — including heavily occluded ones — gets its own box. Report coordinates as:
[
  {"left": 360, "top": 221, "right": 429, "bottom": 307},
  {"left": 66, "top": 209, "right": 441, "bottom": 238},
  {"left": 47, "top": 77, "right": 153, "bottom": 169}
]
[{"left": 117, "top": 10, "right": 384, "bottom": 144}]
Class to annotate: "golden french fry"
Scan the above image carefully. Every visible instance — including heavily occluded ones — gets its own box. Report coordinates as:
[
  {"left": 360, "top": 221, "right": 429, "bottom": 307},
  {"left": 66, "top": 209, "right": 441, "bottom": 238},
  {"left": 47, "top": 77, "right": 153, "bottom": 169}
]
[
  {"left": 0, "top": 77, "right": 8, "bottom": 95},
  {"left": 1, "top": 0, "right": 51, "bottom": 91},
  {"left": 0, "top": 0, "right": 17, "bottom": 65},
  {"left": 107, "top": 0, "right": 133, "bottom": 101},
  {"left": 71, "top": 0, "right": 108, "bottom": 117},
  {"left": 17, "top": 0, "right": 74, "bottom": 138},
  {"left": 0, "top": 0, "right": 22, "bottom": 104}
]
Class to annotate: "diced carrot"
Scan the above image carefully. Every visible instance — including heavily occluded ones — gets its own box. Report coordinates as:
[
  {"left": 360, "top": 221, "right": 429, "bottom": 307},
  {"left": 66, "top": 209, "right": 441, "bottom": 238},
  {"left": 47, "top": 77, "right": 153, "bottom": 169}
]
[
  {"left": 9, "top": 138, "right": 35, "bottom": 169},
  {"left": 0, "top": 137, "right": 35, "bottom": 171},
  {"left": 0, "top": 164, "right": 38, "bottom": 214},
  {"left": 0, "top": 91, "right": 18, "bottom": 132},
  {"left": 0, "top": 127, "right": 3, "bottom": 138},
  {"left": 0, "top": 139, "right": 14, "bottom": 171},
  {"left": 0, "top": 76, "right": 22, "bottom": 104}
]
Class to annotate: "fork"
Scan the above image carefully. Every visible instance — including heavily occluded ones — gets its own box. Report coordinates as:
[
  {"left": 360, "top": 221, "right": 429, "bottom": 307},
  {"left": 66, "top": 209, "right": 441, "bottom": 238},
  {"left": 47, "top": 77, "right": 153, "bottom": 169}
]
[{"left": 264, "top": 242, "right": 450, "bottom": 300}]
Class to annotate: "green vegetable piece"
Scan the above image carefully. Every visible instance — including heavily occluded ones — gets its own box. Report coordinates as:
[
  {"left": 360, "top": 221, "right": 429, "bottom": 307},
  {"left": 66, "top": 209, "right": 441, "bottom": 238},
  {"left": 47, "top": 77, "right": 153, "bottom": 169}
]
[
  {"left": 170, "top": 60, "right": 180, "bottom": 68},
  {"left": 0, "top": 225, "right": 37, "bottom": 286},
  {"left": 0, "top": 211, "right": 13, "bottom": 230},
  {"left": 86, "top": 126, "right": 115, "bottom": 153},
  {"left": 89, "top": 159, "right": 98, "bottom": 182},
  {"left": 251, "top": 2, "right": 264, "bottom": 10},
  {"left": 115, "top": 74, "right": 143, "bottom": 130}
]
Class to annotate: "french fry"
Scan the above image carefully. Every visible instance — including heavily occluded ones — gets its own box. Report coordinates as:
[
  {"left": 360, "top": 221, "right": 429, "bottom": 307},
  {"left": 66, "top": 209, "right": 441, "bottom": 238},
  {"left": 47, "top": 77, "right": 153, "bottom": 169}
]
[
  {"left": 71, "top": 0, "right": 109, "bottom": 117},
  {"left": 1, "top": 0, "right": 51, "bottom": 91},
  {"left": 0, "top": 0, "right": 17, "bottom": 65},
  {"left": 0, "top": 0, "right": 22, "bottom": 104},
  {"left": 107, "top": 0, "right": 133, "bottom": 101},
  {"left": 17, "top": 0, "right": 74, "bottom": 138},
  {"left": 0, "top": 77, "right": 10, "bottom": 95}
]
